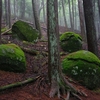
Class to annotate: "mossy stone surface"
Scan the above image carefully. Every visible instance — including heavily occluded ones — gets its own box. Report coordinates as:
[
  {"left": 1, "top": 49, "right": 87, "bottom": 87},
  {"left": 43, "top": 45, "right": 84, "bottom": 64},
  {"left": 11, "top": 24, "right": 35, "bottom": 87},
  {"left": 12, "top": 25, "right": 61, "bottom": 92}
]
[
  {"left": 62, "top": 50, "right": 100, "bottom": 89},
  {"left": 60, "top": 32, "right": 82, "bottom": 52},
  {"left": 0, "top": 43, "right": 26, "bottom": 72},
  {"left": 12, "top": 20, "right": 39, "bottom": 42}
]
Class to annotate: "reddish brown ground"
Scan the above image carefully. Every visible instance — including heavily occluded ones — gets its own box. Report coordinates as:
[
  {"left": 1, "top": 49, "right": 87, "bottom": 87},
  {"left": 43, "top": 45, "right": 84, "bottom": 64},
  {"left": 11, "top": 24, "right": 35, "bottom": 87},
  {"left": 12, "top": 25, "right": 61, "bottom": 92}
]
[{"left": 0, "top": 23, "right": 100, "bottom": 100}]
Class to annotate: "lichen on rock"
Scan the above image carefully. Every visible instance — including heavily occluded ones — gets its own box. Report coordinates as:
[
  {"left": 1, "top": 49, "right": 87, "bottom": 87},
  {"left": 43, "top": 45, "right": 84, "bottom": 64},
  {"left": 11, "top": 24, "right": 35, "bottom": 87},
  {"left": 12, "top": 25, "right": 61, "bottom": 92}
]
[
  {"left": 0, "top": 43, "right": 26, "bottom": 73},
  {"left": 12, "top": 20, "right": 39, "bottom": 42},
  {"left": 62, "top": 50, "right": 100, "bottom": 89},
  {"left": 60, "top": 32, "right": 82, "bottom": 53}
]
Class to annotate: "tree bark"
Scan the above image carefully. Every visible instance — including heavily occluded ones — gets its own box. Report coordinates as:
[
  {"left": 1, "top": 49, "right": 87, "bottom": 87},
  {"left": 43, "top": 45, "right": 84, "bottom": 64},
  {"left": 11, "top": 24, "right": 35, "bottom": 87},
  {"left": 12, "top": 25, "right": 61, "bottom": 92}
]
[
  {"left": 42, "top": 0, "right": 46, "bottom": 23},
  {"left": 32, "top": 0, "right": 42, "bottom": 39},
  {"left": 83, "top": 0, "right": 98, "bottom": 56},
  {"left": 47, "top": 0, "right": 87, "bottom": 98},
  {"left": 62, "top": 0, "right": 68, "bottom": 29},
  {"left": 4, "top": 0, "right": 9, "bottom": 26},
  {"left": 68, "top": 0, "right": 73, "bottom": 30},
  {"left": 13, "top": 0, "right": 16, "bottom": 20},
  {"left": 98, "top": 0, "right": 100, "bottom": 19},
  {"left": 0, "top": 0, "right": 2, "bottom": 42},
  {"left": 78, "top": 0, "right": 86, "bottom": 43},
  {"left": 8, "top": 0, "right": 11, "bottom": 28},
  {"left": 72, "top": 0, "right": 74, "bottom": 29},
  {"left": 20, "top": 0, "right": 25, "bottom": 19},
  {"left": 47, "top": 0, "right": 61, "bottom": 91}
]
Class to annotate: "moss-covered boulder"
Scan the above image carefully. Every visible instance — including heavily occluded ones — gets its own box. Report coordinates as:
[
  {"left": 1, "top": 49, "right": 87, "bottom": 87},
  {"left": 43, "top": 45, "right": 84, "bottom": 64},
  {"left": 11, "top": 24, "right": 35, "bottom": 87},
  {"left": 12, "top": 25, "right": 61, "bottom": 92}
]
[
  {"left": 12, "top": 20, "right": 39, "bottom": 42},
  {"left": 0, "top": 43, "right": 26, "bottom": 72},
  {"left": 62, "top": 50, "right": 100, "bottom": 89},
  {"left": 60, "top": 32, "right": 82, "bottom": 52}
]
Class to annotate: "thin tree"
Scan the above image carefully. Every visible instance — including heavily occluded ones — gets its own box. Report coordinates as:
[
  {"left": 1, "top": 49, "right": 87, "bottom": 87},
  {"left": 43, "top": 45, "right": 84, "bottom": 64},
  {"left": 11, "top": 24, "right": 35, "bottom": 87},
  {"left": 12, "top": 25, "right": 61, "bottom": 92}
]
[
  {"left": 83, "top": 0, "right": 98, "bottom": 56},
  {"left": 8, "top": 0, "right": 11, "bottom": 28},
  {"left": 0, "top": 0, "right": 2, "bottom": 42},
  {"left": 47, "top": 0, "right": 84, "bottom": 98},
  {"left": 14, "top": 0, "right": 16, "bottom": 20},
  {"left": 42, "top": 0, "right": 46, "bottom": 23},
  {"left": 4, "top": 0, "right": 9, "bottom": 26},
  {"left": 98, "top": 0, "right": 100, "bottom": 19},
  {"left": 72, "top": 0, "right": 74, "bottom": 29},
  {"left": 97, "top": 0, "right": 100, "bottom": 38},
  {"left": 68, "top": 0, "right": 73, "bottom": 30},
  {"left": 32, "top": 0, "right": 42, "bottom": 39},
  {"left": 78, "top": 0, "right": 86, "bottom": 43},
  {"left": 20, "top": 0, "right": 25, "bottom": 19},
  {"left": 62, "top": 0, "right": 68, "bottom": 29}
]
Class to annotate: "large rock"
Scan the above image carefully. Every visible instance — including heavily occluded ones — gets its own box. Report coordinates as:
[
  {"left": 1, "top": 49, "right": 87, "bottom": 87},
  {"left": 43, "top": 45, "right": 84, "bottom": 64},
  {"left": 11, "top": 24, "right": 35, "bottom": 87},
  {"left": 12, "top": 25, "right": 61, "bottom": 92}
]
[
  {"left": 0, "top": 44, "right": 26, "bottom": 72},
  {"left": 60, "top": 32, "right": 82, "bottom": 52},
  {"left": 62, "top": 50, "right": 100, "bottom": 89},
  {"left": 12, "top": 20, "right": 39, "bottom": 42}
]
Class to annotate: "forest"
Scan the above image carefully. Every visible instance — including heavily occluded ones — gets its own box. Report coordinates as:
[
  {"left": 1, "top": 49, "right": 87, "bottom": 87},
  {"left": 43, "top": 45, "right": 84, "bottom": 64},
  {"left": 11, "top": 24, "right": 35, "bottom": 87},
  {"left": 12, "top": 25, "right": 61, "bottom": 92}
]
[{"left": 0, "top": 0, "right": 100, "bottom": 100}]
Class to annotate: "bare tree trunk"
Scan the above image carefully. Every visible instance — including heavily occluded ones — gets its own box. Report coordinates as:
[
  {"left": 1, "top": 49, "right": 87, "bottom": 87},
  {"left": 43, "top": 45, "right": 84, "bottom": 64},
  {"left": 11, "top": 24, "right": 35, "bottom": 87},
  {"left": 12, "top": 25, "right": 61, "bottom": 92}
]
[
  {"left": 98, "top": 0, "right": 100, "bottom": 19},
  {"left": 32, "top": 0, "right": 42, "bottom": 39},
  {"left": 83, "top": 0, "right": 98, "bottom": 56},
  {"left": 0, "top": 0, "right": 2, "bottom": 42},
  {"left": 74, "top": 0, "right": 77, "bottom": 30},
  {"left": 47, "top": 0, "right": 62, "bottom": 97},
  {"left": 97, "top": 0, "right": 100, "bottom": 39},
  {"left": 8, "top": 0, "right": 11, "bottom": 28},
  {"left": 20, "top": 0, "right": 25, "bottom": 19},
  {"left": 13, "top": 0, "right": 16, "bottom": 20},
  {"left": 42, "top": 0, "right": 46, "bottom": 23},
  {"left": 78, "top": 0, "right": 86, "bottom": 43},
  {"left": 16, "top": 0, "right": 19, "bottom": 19},
  {"left": 62, "top": 0, "right": 68, "bottom": 29},
  {"left": 47, "top": 0, "right": 86, "bottom": 99},
  {"left": 4, "top": 0, "right": 9, "bottom": 26},
  {"left": 68, "top": 0, "right": 73, "bottom": 30},
  {"left": 72, "top": 0, "right": 74, "bottom": 29}
]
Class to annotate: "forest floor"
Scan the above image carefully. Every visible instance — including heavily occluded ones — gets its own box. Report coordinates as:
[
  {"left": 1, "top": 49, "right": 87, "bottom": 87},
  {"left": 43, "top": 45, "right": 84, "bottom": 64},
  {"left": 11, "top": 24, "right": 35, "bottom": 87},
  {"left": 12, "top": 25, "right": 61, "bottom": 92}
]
[{"left": 0, "top": 24, "right": 100, "bottom": 100}]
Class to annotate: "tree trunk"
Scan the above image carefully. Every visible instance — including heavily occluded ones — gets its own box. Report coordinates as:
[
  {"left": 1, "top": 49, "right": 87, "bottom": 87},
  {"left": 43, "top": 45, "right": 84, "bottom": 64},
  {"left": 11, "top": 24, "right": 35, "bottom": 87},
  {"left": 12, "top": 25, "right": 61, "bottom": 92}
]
[
  {"left": 72, "top": 0, "right": 74, "bottom": 29},
  {"left": 8, "top": 0, "right": 11, "bottom": 28},
  {"left": 4, "top": 0, "right": 9, "bottom": 26},
  {"left": 74, "top": 0, "right": 77, "bottom": 30},
  {"left": 62, "top": 0, "right": 68, "bottom": 29},
  {"left": 98, "top": 0, "right": 100, "bottom": 19},
  {"left": 83, "top": 0, "right": 98, "bottom": 56},
  {"left": 0, "top": 0, "right": 2, "bottom": 42},
  {"left": 42, "top": 0, "right": 46, "bottom": 23},
  {"left": 47, "top": 0, "right": 62, "bottom": 97},
  {"left": 47, "top": 0, "right": 84, "bottom": 99},
  {"left": 16, "top": 0, "right": 19, "bottom": 19},
  {"left": 20, "top": 0, "right": 25, "bottom": 19},
  {"left": 78, "top": 0, "right": 86, "bottom": 43},
  {"left": 68, "top": 0, "right": 73, "bottom": 30},
  {"left": 32, "top": 0, "right": 42, "bottom": 39},
  {"left": 97, "top": 0, "right": 100, "bottom": 39},
  {"left": 13, "top": 0, "right": 16, "bottom": 20}
]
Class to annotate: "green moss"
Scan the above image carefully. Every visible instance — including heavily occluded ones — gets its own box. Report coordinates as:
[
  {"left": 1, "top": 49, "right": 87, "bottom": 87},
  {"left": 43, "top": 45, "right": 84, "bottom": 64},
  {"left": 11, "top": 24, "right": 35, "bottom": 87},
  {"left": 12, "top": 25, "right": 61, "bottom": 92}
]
[
  {"left": 12, "top": 20, "right": 39, "bottom": 42},
  {"left": 60, "top": 32, "right": 82, "bottom": 52},
  {"left": 62, "top": 50, "right": 100, "bottom": 89},
  {"left": 0, "top": 44, "right": 26, "bottom": 73}
]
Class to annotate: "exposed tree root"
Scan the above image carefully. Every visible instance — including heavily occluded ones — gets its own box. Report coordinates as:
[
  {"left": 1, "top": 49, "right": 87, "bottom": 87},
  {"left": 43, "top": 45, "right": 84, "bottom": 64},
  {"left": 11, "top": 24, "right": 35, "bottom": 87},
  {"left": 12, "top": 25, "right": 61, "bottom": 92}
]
[
  {"left": 20, "top": 46, "right": 48, "bottom": 56},
  {"left": 0, "top": 76, "right": 40, "bottom": 92},
  {"left": 21, "top": 46, "right": 40, "bottom": 55},
  {"left": 49, "top": 73, "right": 87, "bottom": 100}
]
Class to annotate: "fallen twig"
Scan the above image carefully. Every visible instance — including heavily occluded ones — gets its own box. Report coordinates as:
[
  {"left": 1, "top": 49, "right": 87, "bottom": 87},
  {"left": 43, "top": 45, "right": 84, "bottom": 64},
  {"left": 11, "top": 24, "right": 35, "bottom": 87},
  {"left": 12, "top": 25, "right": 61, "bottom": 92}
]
[
  {"left": 1, "top": 28, "right": 11, "bottom": 35},
  {"left": 0, "top": 75, "right": 40, "bottom": 92},
  {"left": 20, "top": 46, "right": 48, "bottom": 56}
]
